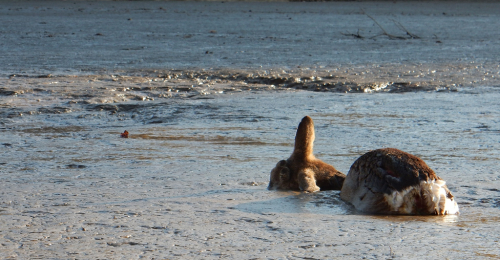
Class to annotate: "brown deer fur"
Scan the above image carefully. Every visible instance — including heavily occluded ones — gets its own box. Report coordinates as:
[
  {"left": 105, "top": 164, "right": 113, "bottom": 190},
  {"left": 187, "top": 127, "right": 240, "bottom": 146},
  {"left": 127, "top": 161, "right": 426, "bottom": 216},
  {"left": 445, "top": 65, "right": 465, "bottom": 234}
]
[{"left": 268, "top": 116, "right": 345, "bottom": 192}]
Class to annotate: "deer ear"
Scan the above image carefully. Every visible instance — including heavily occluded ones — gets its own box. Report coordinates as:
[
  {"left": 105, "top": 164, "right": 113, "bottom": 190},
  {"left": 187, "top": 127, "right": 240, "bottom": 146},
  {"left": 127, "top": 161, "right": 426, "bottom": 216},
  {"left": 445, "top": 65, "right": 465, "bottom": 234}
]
[{"left": 277, "top": 160, "right": 287, "bottom": 167}]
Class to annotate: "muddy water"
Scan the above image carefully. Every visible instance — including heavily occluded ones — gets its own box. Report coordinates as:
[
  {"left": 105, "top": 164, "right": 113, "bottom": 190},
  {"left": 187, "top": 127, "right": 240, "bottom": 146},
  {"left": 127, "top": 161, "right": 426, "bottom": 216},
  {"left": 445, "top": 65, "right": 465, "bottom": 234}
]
[
  {"left": 2, "top": 1, "right": 500, "bottom": 259},
  {"left": 2, "top": 1, "right": 500, "bottom": 76},
  {"left": 1, "top": 75, "right": 500, "bottom": 259}
]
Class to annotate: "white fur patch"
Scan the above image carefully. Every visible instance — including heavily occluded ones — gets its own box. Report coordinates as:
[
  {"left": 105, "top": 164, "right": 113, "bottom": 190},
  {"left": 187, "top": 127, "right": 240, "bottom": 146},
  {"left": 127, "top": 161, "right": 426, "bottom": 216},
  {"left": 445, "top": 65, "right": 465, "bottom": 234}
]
[{"left": 384, "top": 180, "right": 459, "bottom": 215}]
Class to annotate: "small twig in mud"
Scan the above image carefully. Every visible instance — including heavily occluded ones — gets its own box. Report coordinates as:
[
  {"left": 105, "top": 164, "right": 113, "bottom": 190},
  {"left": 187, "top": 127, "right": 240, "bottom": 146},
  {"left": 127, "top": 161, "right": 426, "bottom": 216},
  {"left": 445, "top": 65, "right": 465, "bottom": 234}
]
[
  {"left": 365, "top": 13, "right": 407, "bottom": 40},
  {"left": 388, "top": 245, "right": 395, "bottom": 259},
  {"left": 357, "top": 8, "right": 418, "bottom": 40},
  {"left": 341, "top": 29, "right": 365, "bottom": 39},
  {"left": 433, "top": 33, "right": 442, "bottom": 43},
  {"left": 392, "top": 19, "right": 420, "bottom": 39}
]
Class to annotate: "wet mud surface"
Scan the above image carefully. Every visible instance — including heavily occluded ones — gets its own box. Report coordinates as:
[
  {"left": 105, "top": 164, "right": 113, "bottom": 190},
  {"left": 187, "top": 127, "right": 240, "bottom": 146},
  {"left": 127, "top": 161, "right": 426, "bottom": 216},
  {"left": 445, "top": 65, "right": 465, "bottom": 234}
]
[
  {"left": 1, "top": 1, "right": 500, "bottom": 75},
  {"left": 1, "top": 1, "right": 500, "bottom": 259},
  {"left": 2, "top": 85, "right": 500, "bottom": 259}
]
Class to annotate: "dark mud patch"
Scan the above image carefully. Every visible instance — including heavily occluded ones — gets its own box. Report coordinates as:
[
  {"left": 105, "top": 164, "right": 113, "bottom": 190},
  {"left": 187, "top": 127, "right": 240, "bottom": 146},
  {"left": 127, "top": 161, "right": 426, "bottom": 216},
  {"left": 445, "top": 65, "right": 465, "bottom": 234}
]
[
  {"left": 38, "top": 106, "right": 72, "bottom": 114},
  {"left": 89, "top": 103, "right": 158, "bottom": 113},
  {"left": 116, "top": 68, "right": 463, "bottom": 94},
  {"left": 19, "top": 126, "right": 87, "bottom": 134},
  {"left": 131, "top": 133, "right": 269, "bottom": 146},
  {"left": 0, "top": 88, "right": 24, "bottom": 96},
  {"left": 66, "top": 164, "right": 87, "bottom": 169},
  {"left": 85, "top": 101, "right": 271, "bottom": 125}
]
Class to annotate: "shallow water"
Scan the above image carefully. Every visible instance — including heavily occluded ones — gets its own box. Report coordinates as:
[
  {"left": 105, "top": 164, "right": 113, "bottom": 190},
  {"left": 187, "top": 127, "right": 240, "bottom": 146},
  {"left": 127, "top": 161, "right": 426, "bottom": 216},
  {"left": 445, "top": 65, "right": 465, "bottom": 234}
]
[
  {"left": 1, "top": 1, "right": 500, "bottom": 77},
  {"left": 2, "top": 83, "right": 500, "bottom": 259},
  {"left": 2, "top": 1, "right": 500, "bottom": 259}
]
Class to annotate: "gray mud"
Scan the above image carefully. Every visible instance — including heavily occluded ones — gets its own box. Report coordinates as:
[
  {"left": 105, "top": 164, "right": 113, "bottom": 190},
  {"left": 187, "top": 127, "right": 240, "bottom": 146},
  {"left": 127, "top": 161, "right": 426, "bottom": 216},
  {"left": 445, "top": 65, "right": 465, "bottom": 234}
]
[
  {"left": 1, "top": 1, "right": 500, "bottom": 76},
  {"left": 2, "top": 87, "right": 500, "bottom": 259},
  {"left": 1, "top": 1, "right": 500, "bottom": 259}
]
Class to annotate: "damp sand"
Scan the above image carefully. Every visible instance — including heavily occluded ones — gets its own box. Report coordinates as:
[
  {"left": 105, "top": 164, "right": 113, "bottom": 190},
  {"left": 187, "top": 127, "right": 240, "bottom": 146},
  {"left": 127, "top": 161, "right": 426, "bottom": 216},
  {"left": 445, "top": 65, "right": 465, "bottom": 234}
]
[{"left": 1, "top": 1, "right": 500, "bottom": 259}]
